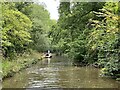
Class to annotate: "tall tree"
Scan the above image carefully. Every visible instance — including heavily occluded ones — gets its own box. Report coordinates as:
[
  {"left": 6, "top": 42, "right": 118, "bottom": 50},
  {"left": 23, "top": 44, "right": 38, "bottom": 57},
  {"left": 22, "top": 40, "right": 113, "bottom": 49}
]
[
  {"left": 29, "top": 3, "right": 52, "bottom": 52},
  {"left": 88, "top": 2, "right": 120, "bottom": 79},
  {"left": 2, "top": 3, "right": 32, "bottom": 59}
]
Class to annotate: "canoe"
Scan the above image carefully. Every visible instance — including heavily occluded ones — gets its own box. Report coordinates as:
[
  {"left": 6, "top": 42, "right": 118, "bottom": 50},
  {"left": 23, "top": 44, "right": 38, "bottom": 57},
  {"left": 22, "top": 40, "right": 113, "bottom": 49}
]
[{"left": 45, "top": 55, "right": 52, "bottom": 58}]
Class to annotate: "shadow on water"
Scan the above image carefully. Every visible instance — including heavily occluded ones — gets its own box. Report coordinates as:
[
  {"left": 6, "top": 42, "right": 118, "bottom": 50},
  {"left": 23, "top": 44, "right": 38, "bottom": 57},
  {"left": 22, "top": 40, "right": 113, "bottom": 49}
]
[{"left": 3, "top": 56, "right": 120, "bottom": 88}]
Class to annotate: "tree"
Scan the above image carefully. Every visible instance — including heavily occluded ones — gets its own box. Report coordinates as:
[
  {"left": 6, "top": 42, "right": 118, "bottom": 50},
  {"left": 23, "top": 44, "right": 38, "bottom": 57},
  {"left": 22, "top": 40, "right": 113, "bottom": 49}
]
[
  {"left": 2, "top": 3, "right": 32, "bottom": 59},
  {"left": 29, "top": 3, "right": 52, "bottom": 52},
  {"left": 88, "top": 2, "right": 120, "bottom": 79},
  {"left": 51, "top": 2, "right": 104, "bottom": 64}
]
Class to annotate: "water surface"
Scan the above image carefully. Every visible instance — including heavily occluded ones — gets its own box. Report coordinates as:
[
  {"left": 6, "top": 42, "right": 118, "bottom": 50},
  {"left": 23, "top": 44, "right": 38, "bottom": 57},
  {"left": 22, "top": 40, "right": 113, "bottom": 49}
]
[{"left": 3, "top": 56, "right": 120, "bottom": 88}]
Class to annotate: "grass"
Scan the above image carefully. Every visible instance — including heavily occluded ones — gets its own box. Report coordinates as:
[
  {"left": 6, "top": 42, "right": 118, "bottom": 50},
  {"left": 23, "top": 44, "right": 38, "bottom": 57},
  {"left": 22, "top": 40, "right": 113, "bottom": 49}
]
[{"left": 2, "top": 51, "right": 43, "bottom": 79}]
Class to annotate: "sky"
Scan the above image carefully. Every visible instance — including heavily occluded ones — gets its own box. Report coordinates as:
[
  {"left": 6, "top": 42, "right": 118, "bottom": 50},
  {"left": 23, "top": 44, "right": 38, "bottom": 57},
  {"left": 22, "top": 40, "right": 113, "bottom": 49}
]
[{"left": 38, "top": 0, "right": 60, "bottom": 20}]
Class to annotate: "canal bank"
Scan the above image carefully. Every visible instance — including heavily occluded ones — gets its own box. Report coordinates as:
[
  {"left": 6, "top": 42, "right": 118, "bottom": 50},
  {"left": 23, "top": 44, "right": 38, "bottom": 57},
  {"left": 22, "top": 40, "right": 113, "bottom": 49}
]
[
  {"left": 2, "top": 51, "right": 43, "bottom": 79},
  {"left": 3, "top": 56, "right": 120, "bottom": 88}
]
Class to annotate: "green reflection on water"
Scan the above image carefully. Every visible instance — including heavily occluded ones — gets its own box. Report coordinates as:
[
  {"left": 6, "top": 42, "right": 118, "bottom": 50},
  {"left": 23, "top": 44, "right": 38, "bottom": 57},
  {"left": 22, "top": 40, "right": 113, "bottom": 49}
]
[{"left": 3, "top": 56, "right": 120, "bottom": 88}]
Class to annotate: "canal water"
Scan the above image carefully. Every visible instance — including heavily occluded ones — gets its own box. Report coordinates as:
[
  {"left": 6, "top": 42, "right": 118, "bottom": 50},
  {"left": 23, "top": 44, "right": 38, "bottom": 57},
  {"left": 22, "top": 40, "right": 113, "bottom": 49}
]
[{"left": 3, "top": 56, "right": 120, "bottom": 88}]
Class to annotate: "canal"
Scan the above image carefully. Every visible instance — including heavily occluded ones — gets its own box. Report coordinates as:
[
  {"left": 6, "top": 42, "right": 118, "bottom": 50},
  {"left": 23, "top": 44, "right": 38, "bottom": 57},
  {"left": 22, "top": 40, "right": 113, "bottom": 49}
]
[{"left": 3, "top": 56, "right": 120, "bottom": 88}]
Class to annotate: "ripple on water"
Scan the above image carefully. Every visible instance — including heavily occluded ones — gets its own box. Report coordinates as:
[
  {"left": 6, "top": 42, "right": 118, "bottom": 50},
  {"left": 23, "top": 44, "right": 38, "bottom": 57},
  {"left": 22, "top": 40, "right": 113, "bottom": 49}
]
[{"left": 3, "top": 56, "right": 120, "bottom": 88}]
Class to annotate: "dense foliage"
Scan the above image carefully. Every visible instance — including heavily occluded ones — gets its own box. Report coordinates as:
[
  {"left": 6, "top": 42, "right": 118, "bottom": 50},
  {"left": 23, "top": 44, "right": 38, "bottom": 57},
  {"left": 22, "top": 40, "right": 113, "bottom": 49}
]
[
  {"left": 50, "top": 2, "right": 120, "bottom": 80},
  {"left": 1, "top": 1, "right": 119, "bottom": 80},
  {"left": 90, "top": 2, "right": 120, "bottom": 79},
  {"left": 2, "top": 2, "right": 52, "bottom": 59},
  {"left": 30, "top": 4, "right": 52, "bottom": 52},
  {"left": 2, "top": 3, "right": 32, "bottom": 59}
]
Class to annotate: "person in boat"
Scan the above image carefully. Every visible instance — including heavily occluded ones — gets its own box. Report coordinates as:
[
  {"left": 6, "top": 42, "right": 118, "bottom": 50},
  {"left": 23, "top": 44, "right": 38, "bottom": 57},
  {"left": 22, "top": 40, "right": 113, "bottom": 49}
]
[{"left": 45, "top": 50, "right": 52, "bottom": 58}]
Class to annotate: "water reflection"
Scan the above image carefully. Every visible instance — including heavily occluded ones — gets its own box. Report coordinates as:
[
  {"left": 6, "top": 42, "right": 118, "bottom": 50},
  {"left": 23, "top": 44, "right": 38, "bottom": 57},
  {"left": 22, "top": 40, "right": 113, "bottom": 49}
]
[
  {"left": 3, "top": 56, "right": 120, "bottom": 88},
  {"left": 47, "top": 58, "right": 51, "bottom": 64}
]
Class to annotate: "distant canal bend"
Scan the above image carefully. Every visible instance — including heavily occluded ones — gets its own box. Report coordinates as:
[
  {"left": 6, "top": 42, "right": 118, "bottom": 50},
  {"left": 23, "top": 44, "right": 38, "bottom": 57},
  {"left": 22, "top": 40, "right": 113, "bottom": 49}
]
[{"left": 3, "top": 56, "right": 120, "bottom": 88}]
